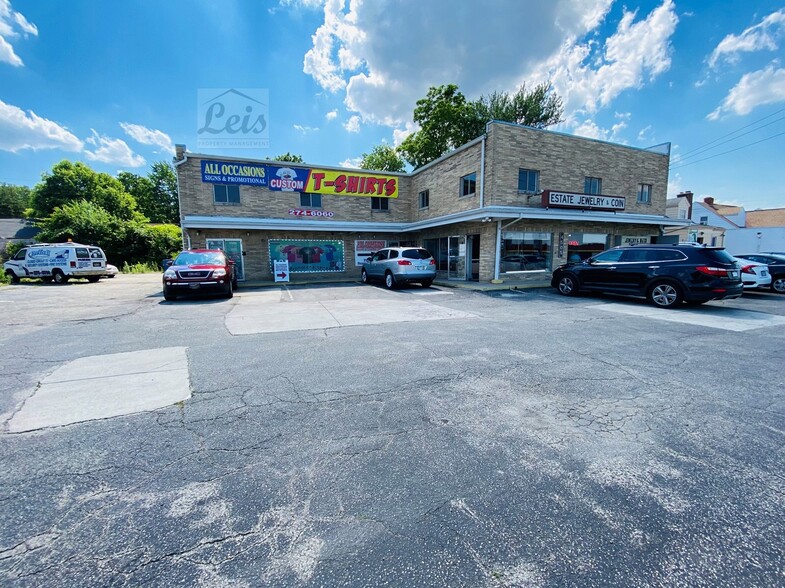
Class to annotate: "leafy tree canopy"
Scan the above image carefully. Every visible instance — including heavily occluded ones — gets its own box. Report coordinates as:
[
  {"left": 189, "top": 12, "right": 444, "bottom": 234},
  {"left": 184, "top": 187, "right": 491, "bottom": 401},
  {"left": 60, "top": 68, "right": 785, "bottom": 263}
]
[
  {"left": 0, "top": 184, "right": 32, "bottom": 217},
  {"left": 31, "top": 161, "right": 143, "bottom": 222},
  {"left": 398, "top": 82, "right": 564, "bottom": 169},
  {"left": 359, "top": 144, "right": 406, "bottom": 173},
  {"left": 272, "top": 152, "right": 304, "bottom": 163},
  {"left": 120, "top": 162, "right": 179, "bottom": 225}
]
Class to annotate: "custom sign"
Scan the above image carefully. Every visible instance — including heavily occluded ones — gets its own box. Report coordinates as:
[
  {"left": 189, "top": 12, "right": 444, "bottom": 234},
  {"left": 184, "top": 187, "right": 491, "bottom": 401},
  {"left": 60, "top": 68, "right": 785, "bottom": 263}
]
[
  {"left": 305, "top": 169, "right": 399, "bottom": 198},
  {"left": 269, "top": 240, "right": 345, "bottom": 273},
  {"left": 355, "top": 240, "right": 386, "bottom": 267},
  {"left": 268, "top": 165, "right": 309, "bottom": 192},
  {"left": 542, "top": 190, "right": 625, "bottom": 211},
  {"left": 201, "top": 160, "right": 267, "bottom": 186},
  {"left": 273, "top": 259, "right": 290, "bottom": 282}
]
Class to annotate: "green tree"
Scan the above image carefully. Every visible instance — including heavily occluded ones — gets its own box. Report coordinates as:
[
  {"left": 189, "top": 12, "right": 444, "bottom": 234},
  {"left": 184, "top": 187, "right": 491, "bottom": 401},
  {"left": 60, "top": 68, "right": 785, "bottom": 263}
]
[
  {"left": 120, "top": 163, "right": 179, "bottom": 225},
  {"left": 398, "top": 82, "right": 564, "bottom": 169},
  {"left": 272, "top": 152, "right": 304, "bottom": 163},
  {"left": 31, "top": 161, "right": 143, "bottom": 221},
  {"left": 0, "top": 184, "right": 32, "bottom": 217},
  {"left": 359, "top": 144, "right": 406, "bottom": 173},
  {"left": 36, "top": 200, "right": 130, "bottom": 260}
]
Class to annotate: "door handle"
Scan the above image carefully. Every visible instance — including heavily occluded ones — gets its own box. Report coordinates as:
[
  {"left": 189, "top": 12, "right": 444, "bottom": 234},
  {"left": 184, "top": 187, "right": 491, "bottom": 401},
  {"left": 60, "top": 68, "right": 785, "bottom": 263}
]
[{"left": 648, "top": 265, "right": 660, "bottom": 269}]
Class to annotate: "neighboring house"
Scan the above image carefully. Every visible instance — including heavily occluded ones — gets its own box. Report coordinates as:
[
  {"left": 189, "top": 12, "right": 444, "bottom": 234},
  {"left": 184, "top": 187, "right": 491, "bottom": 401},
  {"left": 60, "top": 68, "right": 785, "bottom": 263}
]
[
  {"left": 663, "top": 191, "right": 727, "bottom": 246},
  {"left": 723, "top": 207, "right": 785, "bottom": 254},
  {"left": 175, "top": 121, "right": 686, "bottom": 284},
  {"left": 0, "top": 218, "right": 39, "bottom": 251}
]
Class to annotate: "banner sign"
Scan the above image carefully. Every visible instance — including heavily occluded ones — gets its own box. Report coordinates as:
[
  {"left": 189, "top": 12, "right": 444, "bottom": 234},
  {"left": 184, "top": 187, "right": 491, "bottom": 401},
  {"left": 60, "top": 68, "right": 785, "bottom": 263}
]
[
  {"left": 269, "top": 240, "right": 345, "bottom": 273},
  {"left": 200, "top": 161, "right": 399, "bottom": 198},
  {"left": 267, "top": 165, "right": 310, "bottom": 192},
  {"left": 542, "top": 190, "right": 625, "bottom": 211},
  {"left": 354, "top": 240, "right": 386, "bottom": 267},
  {"left": 201, "top": 160, "right": 267, "bottom": 186},
  {"left": 305, "top": 169, "right": 398, "bottom": 198}
]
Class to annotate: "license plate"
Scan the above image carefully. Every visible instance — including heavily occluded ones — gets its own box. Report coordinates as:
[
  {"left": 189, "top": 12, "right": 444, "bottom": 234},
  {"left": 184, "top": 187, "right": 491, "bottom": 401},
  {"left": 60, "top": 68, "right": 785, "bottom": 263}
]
[
  {"left": 417, "top": 265, "right": 426, "bottom": 270},
  {"left": 729, "top": 271, "right": 738, "bottom": 279},
  {"left": 93, "top": 262, "right": 102, "bottom": 267},
  {"left": 189, "top": 283, "right": 200, "bottom": 289}
]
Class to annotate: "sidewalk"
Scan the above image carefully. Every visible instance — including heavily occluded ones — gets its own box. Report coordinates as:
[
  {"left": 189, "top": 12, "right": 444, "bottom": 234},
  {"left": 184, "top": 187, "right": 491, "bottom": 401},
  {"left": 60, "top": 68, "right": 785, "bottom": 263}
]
[{"left": 238, "top": 274, "right": 553, "bottom": 292}]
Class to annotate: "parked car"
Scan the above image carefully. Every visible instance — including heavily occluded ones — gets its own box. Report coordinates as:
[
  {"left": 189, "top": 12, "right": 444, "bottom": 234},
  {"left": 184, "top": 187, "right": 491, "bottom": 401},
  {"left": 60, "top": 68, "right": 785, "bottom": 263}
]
[
  {"left": 551, "top": 243, "right": 743, "bottom": 308},
  {"left": 734, "top": 253, "right": 785, "bottom": 293},
  {"left": 500, "top": 254, "right": 547, "bottom": 272},
  {"left": 731, "top": 257, "right": 771, "bottom": 290},
  {"left": 103, "top": 263, "right": 119, "bottom": 278},
  {"left": 361, "top": 247, "right": 436, "bottom": 289},
  {"left": 162, "top": 249, "right": 237, "bottom": 301}
]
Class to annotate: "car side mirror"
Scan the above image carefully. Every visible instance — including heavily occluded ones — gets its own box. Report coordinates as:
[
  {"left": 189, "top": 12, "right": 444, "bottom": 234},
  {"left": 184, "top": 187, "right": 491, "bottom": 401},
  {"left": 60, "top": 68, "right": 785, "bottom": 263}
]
[{"left": 163, "top": 259, "right": 173, "bottom": 269}]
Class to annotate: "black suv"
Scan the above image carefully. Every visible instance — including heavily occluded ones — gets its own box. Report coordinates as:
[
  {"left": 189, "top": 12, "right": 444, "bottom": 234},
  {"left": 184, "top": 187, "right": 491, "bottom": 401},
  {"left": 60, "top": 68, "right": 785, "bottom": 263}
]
[
  {"left": 734, "top": 253, "right": 785, "bottom": 294},
  {"left": 551, "top": 244, "right": 743, "bottom": 308}
]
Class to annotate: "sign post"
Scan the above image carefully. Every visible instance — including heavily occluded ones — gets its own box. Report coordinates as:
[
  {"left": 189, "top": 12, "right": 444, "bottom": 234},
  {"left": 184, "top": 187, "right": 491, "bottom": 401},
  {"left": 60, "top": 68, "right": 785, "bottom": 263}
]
[{"left": 274, "top": 260, "right": 290, "bottom": 283}]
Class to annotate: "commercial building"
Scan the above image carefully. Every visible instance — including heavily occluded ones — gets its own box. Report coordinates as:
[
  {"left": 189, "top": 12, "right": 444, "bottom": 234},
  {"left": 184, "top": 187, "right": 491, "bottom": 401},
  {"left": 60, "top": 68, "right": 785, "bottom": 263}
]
[{"left": 174, "top": 121, "right": 685, "bottom": 284}]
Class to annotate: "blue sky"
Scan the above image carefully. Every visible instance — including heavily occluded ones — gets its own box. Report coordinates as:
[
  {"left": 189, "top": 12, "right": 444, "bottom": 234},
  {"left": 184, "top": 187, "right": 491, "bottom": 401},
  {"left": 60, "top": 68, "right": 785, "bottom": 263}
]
[{"left": 1, "top": 0, "right": 784, "bottom": 210}]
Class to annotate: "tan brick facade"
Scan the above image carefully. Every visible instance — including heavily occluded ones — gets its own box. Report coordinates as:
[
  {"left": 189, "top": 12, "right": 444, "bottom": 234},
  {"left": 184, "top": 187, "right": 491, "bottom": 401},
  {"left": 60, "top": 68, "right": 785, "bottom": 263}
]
[{"left": 176, "top": 122, "right": 676, "bottom": 283}]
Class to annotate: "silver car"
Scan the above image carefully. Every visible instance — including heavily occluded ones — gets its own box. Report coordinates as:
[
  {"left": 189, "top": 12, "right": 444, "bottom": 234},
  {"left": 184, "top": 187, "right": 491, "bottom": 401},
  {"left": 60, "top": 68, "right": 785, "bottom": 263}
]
[{"left": 361, "top": 247, "right": 437, "bottom": 289}]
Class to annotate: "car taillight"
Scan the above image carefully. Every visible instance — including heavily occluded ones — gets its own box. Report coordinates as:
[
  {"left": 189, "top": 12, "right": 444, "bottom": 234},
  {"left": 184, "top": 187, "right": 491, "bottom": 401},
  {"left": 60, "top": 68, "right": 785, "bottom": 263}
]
[
  {"left": 429, "top": 259, "right": 436, "bottom": 265},
  {"left": 397, "top": 260, "right": 412, "bottom": 266},
  {"left": 696, "top": 266, "right": 729, "bottom": 277},
  {"left": 740, "top": 265, "right": 755, "bottom": 275}
]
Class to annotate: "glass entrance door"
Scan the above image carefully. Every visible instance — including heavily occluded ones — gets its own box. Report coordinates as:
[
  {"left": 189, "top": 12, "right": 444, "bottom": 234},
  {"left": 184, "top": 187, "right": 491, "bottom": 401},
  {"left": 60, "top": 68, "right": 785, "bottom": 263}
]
[
  {"left": 447, "top": 235, "right": 466, "bottom": 280},
  {"left": 206, "top": 238, "right": 244, "bottom": 281}
]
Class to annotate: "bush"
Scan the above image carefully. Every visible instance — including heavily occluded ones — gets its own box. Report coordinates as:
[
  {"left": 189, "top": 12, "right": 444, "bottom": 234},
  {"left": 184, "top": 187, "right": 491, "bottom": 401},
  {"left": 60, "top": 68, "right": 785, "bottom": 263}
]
[
  {"left": 121, "top": 261, "right": 161, "bottom": 274},
  {"left": 2, "top": 241, "right": 26, "bottom": 264}
]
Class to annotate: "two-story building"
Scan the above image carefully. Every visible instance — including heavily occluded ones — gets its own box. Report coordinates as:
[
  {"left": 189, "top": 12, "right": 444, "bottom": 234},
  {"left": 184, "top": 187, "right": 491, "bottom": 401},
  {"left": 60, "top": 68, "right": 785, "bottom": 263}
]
[{"left": 174, "top": 121, "right": 684, "bottom": 284}]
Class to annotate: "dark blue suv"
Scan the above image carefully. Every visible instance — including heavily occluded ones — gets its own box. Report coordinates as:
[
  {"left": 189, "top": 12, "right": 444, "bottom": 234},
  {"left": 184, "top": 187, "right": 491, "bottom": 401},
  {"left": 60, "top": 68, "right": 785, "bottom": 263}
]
[{"left": 551, "top": 244, "right": 743, "bottom": 308}]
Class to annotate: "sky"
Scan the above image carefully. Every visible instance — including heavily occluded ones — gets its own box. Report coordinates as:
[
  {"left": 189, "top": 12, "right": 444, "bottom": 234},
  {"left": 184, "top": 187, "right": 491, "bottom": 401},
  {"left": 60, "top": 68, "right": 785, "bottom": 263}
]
[{"left": 1, "top": 0, "right": 784, "bottom": 211}]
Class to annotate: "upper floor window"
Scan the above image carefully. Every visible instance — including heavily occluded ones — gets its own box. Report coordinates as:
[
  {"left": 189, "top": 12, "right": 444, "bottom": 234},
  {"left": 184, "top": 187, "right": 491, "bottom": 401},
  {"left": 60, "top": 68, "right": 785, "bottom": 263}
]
[
  {"left": 300, "top": 193, "right": 322, "bottom": 208},
  {"left": 678, "top": 210, "right": 687, "bottom": 219},
  {"left": 699, "top": 216, "right": 708, "bottom": 225},
  {"left": 584, "top": 177, "right": 602, "bottom": 195},
  {"left": 214, "top": 185, "right": 240, "bottom": 205},
  {"left": 419, "top": 189, "right": 430, "bottom": 209},
  {"left": 371, "top": 197, "right": 389, "bottom": 211},
  {"left": 637, "top": 183, "right": 652, "bottom": 204},
  {"left": 518, "top": 169, "right": 539, "bottom": 193},
  {"left": 460, "top": 173, "right": 477, "bottom": 197}
]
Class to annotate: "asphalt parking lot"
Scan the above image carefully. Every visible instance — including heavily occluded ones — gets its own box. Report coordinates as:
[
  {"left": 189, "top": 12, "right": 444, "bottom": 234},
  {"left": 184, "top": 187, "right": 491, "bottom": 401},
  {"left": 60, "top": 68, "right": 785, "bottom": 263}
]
[{"left": 1, "top": 274, "right": 785, "bottom": 587}]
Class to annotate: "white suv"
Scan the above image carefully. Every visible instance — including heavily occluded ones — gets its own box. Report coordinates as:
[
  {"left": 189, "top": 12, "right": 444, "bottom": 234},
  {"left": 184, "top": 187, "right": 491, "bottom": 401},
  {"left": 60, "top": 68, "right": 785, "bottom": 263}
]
[{"left": 361, "top": 247, "right": 437, "bottom": 289}]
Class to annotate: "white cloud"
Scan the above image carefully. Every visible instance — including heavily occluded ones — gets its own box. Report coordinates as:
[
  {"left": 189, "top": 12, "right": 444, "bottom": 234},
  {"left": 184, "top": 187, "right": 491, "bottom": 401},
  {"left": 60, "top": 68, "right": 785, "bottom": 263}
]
[
  {"left": 708, "top": 9, "right": 785, "bottom": 69},
  {"left": 392, "top": 121, "right": 417, "bottom": 146},
  {"left": 707, "top": 64, "right": 785, "bottom": 120},
  {"left": 120, "top": 122, "right": 175, "bottom": 154},
  {"left": 534, "top": 0, "right": 678, "bottom": 121},
  {"left": 325, "top": 109, "right": 338, "bottom": 121},
  {"left": 0, "top": 99, "right": 83, "bottom": 153},
  {"left": 84, "top": 130, "right": 145, "bottom": 167},
  {"left": 293, "top": 124, "right": 319, "bottom": 133},
  {"left": 0, "top": 0, "right": 38, "bottom": 66},
  {"left": 571, "top": 112, "right": 629, "bottom": 143},
  {"left": 301, "top": 0, "right": 678, "bottom": 141},
  {"left": 343, "top": 115, "right": 360, "bottom": 133},
  {"left": 339, "top": 156, "right": 362, "bottom": 168}
]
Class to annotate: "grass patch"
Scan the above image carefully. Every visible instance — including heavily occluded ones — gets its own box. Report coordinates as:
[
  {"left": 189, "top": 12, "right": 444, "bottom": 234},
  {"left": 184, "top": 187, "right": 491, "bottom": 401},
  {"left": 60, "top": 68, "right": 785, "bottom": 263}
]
[{"left": 122, "top": 261, "right": 161, "bottom": 274}]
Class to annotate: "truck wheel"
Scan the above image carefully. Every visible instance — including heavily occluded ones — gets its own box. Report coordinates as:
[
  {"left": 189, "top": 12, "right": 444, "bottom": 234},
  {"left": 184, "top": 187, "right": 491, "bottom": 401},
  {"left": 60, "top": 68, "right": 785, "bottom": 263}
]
[
  {"left": 87, "top": 276, "right": 100, "bottom": 283},
  {"left": 52, "top": 269, "right": 69, "bottom": 284}
]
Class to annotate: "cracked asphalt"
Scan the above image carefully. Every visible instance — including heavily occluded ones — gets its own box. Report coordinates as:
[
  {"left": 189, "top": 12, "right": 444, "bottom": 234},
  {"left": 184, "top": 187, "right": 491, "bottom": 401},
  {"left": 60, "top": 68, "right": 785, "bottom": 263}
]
[{"left": 1, "top": 275, "right": 785, "bottom": 587}]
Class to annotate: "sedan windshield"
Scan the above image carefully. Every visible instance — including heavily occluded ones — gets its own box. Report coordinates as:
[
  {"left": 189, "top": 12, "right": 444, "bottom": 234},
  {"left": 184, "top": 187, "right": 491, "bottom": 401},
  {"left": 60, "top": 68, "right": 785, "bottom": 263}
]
[{"left": 175, "top": 252, "right": 226, "bottom": 265}]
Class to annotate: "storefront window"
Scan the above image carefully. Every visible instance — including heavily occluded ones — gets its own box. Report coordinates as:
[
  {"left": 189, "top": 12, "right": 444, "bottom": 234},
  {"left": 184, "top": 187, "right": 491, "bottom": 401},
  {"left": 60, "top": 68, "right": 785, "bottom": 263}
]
[
  {"left": 567, "top": 233, "right": 608, "bottom": 262},
  {"left": 500, "top": 231, "right": 550, "bottom": 272}
]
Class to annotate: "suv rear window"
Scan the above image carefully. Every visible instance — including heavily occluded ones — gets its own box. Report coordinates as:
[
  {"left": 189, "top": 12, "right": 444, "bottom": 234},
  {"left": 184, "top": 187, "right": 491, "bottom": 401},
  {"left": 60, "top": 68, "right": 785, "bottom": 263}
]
[
  {"left": 699, "top": 249, "right": 736, "bottom": 264},
  {"left": 75, "top": 248, "right": 90, "bottom": 259},
  {"left": 402, "top": 249, "right": 431, "bottom": 260}
]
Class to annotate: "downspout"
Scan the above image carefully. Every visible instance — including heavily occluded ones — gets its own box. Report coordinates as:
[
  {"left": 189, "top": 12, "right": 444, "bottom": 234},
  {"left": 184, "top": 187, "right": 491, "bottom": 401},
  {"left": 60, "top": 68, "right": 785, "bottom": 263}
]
[
  {"left": 172, "top": 147, "right": 190, "bottom": 250},
  {"left": 479, "top": 134, "right": 486, "bottom": 208}
]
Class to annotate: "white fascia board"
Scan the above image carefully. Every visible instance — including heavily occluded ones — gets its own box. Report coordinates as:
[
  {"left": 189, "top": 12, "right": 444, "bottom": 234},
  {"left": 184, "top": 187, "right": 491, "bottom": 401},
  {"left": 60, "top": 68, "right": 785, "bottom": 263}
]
[
  {"left": 182, "top": 216, "right": 408, "bottom": 233},
  {"left": 184, "top": 207, "right": 689, "bottom": 234}
]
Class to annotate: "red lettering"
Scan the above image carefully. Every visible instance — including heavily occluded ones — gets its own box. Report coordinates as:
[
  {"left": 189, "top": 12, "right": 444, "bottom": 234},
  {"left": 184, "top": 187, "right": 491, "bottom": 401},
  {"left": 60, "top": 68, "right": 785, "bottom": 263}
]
[
  {"left": 366, "top": 178, "right": 377, "bottom": 194},
  {"left": 333, "top": 174, "right": 346, "bottom": 193},
  {"left": 384, "top": 179, "right": 396, "bottom": 196},
  {"left": 347, "top": 175, "right": 359, "bottom": 193},
  {"left": 375, "top": 178, "right": 385, "bottom": 195},
  {"left": 311, "top": 172, "right": 325, "bottom": 190},
  {"left": 358, "top": 177, "right": 366, "bottom": 193}
]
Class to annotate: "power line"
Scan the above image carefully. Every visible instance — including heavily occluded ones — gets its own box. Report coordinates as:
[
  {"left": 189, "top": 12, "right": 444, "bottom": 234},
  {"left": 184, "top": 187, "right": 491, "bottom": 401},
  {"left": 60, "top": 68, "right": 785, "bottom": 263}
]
[
  {"left": 670, "top": 129, "right": 785, "bottom": 169},
  {"left": 676, "top": 105, "right": 785, "bottom": 159}
]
